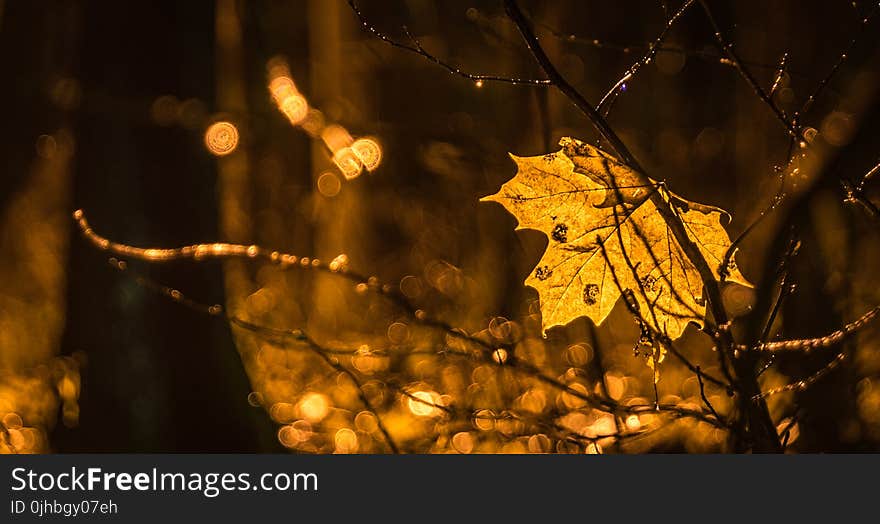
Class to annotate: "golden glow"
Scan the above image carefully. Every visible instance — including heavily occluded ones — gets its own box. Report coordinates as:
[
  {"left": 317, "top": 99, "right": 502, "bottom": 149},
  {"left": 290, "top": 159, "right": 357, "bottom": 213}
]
[
  {"left": 297, "top": 392, "right": 330, "bottom": 423},
  {"left": 474, "top": 409, "right": 495, "bottom": 431},
  {"left": 300, "top": 109, "right": 325, "bottom": 137},
  {"left": 451, "top": 431, "right": 474, "bottom": 453},
  {"left": 354, "top": 411, "right": 378, "bottom": 433},
  {"left": 605, "top": 373, "right": 625, "bottom": 400},
  {"left": 265, "top": 59, "right": 384, "bottom": 185},
  {"left": 528, "top": 434, "right": 551, "bottom": 453},
  {"left": 328, "top": 253, "right": 349, "bottom": 272},
  {"left": 280, "top": 94, "right": 309, "bottom": 125},
  {"left": 268, "top": 58, "right": 310, "bottom": 127},
  {"left": 316, "top": 171, "right": 341, "bottom": 197},
  {"left": 561, "top": 383, "right": 589, "bottom": 409},
  {"left": 387, "top": 322, "right": 409, "bottom": 344},
  {"left": 204, "top": 121, "right": 239, "bottom": 156},
  {"left": 268, "top": 75, "right": 296, "bottom": 99},
  {"left": 277, "top": 420, "right": 313, "bottom": 449},
  {"left": 518, "top": 389, "right": 547, "bottom": 413},
  {"left": 2, "top": 412, "right": 23, "bottom": 429},
  {"left": 625, "top": 414, "right": 641, "bottom": 431},
  {"left": 267, "top": 59, "right": 311, "bottom": 127},
  {"left": 277, "top": 425, "right": 299, "bottom": 448},
  {"left": 269, "top": 402, "right": 297, "bottom": 423},
  {"left": 351, "top": 137, "right": 382, "bottom": 171},
  {"left": 333, "top": 147, "right": 363, "bottom": 180},
  {"left": 247, "top": 391, "right": 263, "bottom": 407},
  {"left": 321, "top": 125, "right": 353, "bottom": 153},
  {"left": 1, "top": 124, "right": 76, "bottom": 453},
  {"left": 334, "top": 428, "right": 359, "bottom": 453},
  {"left": 408, "top": 390, "right": 440, "bottom": 417},
  {"left": 399, "top": 276, "right": 422, "bottom": 298}
]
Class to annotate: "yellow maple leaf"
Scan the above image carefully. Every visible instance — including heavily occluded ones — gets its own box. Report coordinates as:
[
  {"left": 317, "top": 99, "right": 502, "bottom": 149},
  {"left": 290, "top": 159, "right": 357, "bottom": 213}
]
[{"left": 482, "top": 137, "right": 749, "bottom": 355}]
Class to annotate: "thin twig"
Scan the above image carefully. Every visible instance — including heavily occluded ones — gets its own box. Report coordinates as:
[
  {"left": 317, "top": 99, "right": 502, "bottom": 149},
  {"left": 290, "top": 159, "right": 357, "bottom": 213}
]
[
  {"left": 754, "top": 352, "right": 847, "bottom": 400},
  {"left": 796, "top": 4, "right": 880, "bottom": 119},
  {"left": 696, "top": 365, "right": 724, "bottom": 424},
  {"left": 697, "top": 0, "right": 798, "bottom": 138},
  {"left": 597, "top": 0, "right": 696, "bottom": 113},
  {"left": 744, "top": 305, "right": 880, "bottom": 353},
  {"left": 347, "top": 0, "right": 551, "bottom": 86}
]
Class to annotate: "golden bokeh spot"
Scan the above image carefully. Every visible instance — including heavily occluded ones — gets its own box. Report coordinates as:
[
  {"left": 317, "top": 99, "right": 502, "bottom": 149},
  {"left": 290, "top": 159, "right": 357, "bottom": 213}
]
[
  {"left": 451, "top": 431, "right": 474, "bottom": 453},
  {"left": 333, "top": 147, "right": 363, "bottom": 180},
  {"left": 354, "top": 411, "right": 379, "bottom": 433},
  {"left": 2, "top": 412, "right": 23, "bottom": 430},
  {"left": 625, "top": 414, "right": 641, "bottom": 431},
  {"left": 277, "top": 425, "right": 299, "bottom": 448},
  {"left": 321, "top": 125, "right": 353, "bottom": 153},
  {"left": 247, "top": 391, "right": 264, "bottom": 407},
  {"left": 474, "top": 409, "right": 495, "bottom": 431},
  {"left": 328, "top": 253, "right": 349, "bottom": 272},
  {"left": 334, "top": 428, "right": 359, "bottom": 453},
  {"left": 280, "top": 94, "right": 309, "bottom": 125},
  {"left": 560, "top": 382, "right": 589, "bottom": 409},
  {"left": 269, "top": 76, "right": 297, "bottom": 99},
  {"left": 518, "top": 389, "right": 546, "bottom": 414},
  {"left": 296, "top": 392, "right": 330, "bottom": 423},
  {"left": 267, "top": 59, "right": 309, "bottom": 126},
  {"left": 564, "top": 343, "right": 593, "bottom": 367},
  {"left": 352, "top": 345, "right": 382, "bottom": 374},
  {"left": 528, "top": 434, "right": 551, "bottom": 453},
  {"left": 821, "top": 111, "right": 855, "bottom": 147},
  {"left": 204, "top": 121, "right": 239, "bottom": 156},
  {"left": 351, "top": 137, "right": 382, "bottom": 171},
  {"left": 585, "top": 442, "right": 603, "bottom": 454},
  {"left": 387, "top": 322, "right": 409, "bottom": 344},
  {"left": 605, "top": 373, "right": 626, "bottom": 400},
  {"left": 408, "top": 390, "right": 440, "bottom": 417},
  {"left": 269, "top": 402, "right": 297, "bottom": 424},
  {"left": 300, "top": 109, "right": 325, "bottom": 137},
  {"left": 399, "top": 275, "right": 422, "bottom": 298},
  {"left": 317, "top": 171, "right": 341, "bottom": 197}
]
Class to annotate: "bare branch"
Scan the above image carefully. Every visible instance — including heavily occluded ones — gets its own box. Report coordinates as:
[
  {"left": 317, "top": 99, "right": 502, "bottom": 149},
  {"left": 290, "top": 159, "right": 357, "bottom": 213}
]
[
  {"left": 598, "top": 0, "right": 696, "bottom": 113},
  {"left": 744, "top": 305, "right": 880, "bottom": 353},
  {"left": 347, "top": 0, "right": 551, "bottom": 86},
  {"left": 797, "top": 4, "right": 880, "bottom": 119},
  {"left": 754, "top": 352, "right": 847, "bottom": 400},
  {"left": 696, "top": 365, "right": 724, "bottom": 424},
  {"left": 697, "top": 0, "right": 798, "bottom": 138}
]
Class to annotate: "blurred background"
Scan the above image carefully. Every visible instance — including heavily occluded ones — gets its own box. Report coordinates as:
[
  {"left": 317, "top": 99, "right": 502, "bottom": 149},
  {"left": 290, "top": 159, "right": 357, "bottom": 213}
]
[{"left": 0, "top": 0, "right": 879, "bottom": 453}]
